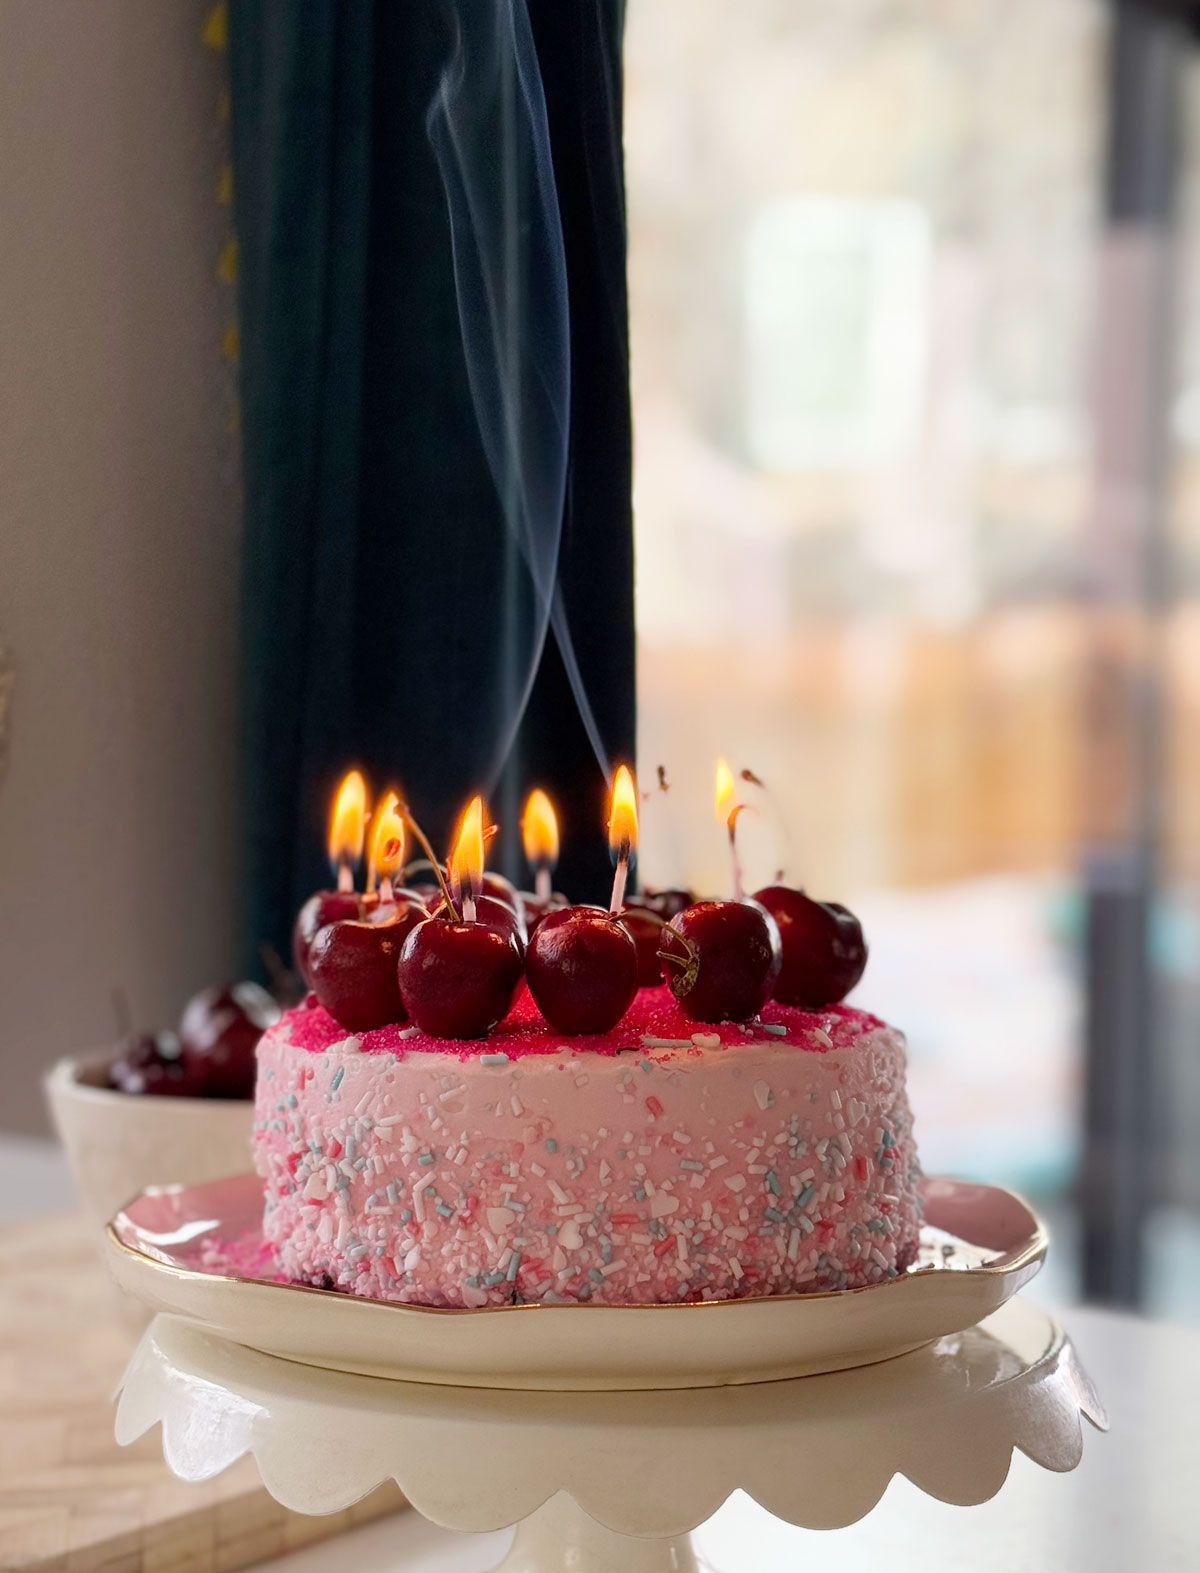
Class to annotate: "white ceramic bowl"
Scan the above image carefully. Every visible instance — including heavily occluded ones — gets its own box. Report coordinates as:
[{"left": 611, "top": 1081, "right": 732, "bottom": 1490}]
[{"left": 45, "top": 1052, "right": 254, "bottom": 1238}]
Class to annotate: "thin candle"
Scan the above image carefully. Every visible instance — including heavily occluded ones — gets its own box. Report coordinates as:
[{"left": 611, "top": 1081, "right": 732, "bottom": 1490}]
[
  {"left": 328, "top": 770, "right": 367, "bottom": 893},
  {"left": 714, "top": 756, "right": 744, "bottom": 901},
  {"left": 606, "top": 765, "right": 639, "bottom": 915},
  {"left": 522, "top": 788, "right": 560, "bottom": 904}
]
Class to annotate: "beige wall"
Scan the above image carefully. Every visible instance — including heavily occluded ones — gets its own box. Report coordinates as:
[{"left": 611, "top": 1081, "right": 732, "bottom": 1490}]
[{"left": 0, "top": 0, "right": 241, "bottom": 1131}]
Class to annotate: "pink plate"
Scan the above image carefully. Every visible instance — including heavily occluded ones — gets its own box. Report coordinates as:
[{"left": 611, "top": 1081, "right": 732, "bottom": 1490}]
[{"left": 106, "top": 1173, "right": 1047, "bottom": 1390}]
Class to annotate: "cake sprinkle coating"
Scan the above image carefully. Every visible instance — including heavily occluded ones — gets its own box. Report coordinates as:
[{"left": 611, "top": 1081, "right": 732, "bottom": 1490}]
[{"left": 254, "top": 986, "right": 921, "bottom": 1308}]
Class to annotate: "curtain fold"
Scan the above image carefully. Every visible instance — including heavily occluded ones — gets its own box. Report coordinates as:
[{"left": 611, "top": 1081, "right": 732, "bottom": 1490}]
[{"left": 229, "top": 1, "right": 633, "bottom": 969}]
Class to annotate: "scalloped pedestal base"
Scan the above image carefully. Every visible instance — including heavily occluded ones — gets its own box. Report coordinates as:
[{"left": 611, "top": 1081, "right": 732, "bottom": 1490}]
[
  {"left": 495, "top": 1497, "right": 697, "bottom": 1573},
  {"left": 115, "top": 1300, "right": 1105, "bottom": 1573}
]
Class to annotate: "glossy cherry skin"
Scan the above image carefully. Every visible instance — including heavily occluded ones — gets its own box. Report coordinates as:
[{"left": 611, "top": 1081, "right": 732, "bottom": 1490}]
[
  {"left": 617, "top": 904, "right": 667, "bottom": 987},
  {"left": 526, "top": 906, "right": 639, "bottom": 1035},
  {"left": 397, "top": 917, "right": 525, "bottom": 1038},
  {"left": 425, "top": 892, "right": 527, "bottom": 946},
  {"left": 753, "top": 885, "right": 867, "bottom": 1007},
  {"left": 293, "top": 891, "right": 363, "bottom": 986},
  {"left": 638, "top": 887, "right": 694, "bottom": 920},
  {"left": 308, "top": 901, "right": 426, "bottom": 1033},
  {"left": 661, "top": 899, "right": 782, "bottom": 1023},
  {"left": 178, "top": 982, "right": 281, "bottom": 1097}
]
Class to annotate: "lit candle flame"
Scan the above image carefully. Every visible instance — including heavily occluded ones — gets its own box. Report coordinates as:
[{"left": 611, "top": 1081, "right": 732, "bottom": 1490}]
[
  {"left": 522, "top": 789, "right": 560, "bottom": 870},
  {"left": 714, "top": 756, "right": 738, "bottom": 830},
  {"left": 449, "top": 795, "right": 486, "bottom": 920},
  {"left": 366, "top": 790, "right": 406, "bottom": 896},
  {"left": 328, "top": 770, "right": 367, "bottom": 890},
  {"left": 607, "top": 766, "right": 638, "bottom": 915},
  {"left": 607, "top": 766, "right": 639, "bottom": 862}
]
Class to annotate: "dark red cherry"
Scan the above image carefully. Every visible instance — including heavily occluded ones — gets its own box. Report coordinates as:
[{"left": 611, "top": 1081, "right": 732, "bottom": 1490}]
[
  {"left": 526, "top": 906, "right": 639, "bottom": 1034},
  {"left": 109, "top": 1031, "right": 197, "bottom": 1096},
  {"left": 178, "top": 982, "right": 281, "bottom": 1097},
  {"left": 638, "top": 887, "right": 695, "bottom": 920},
  {"left": 309, "top": 901, "right": 425, "bottom": 1033},
  {"left": 293, "top": 890, "right": 362, "bottom": 986},
  {"left": 425, "top": 892, "right": 527, "bottom": 946},
  {"left": 660, "top": 900, "right": 782, "bottom": 1023},
  {"left": 397, "top": 918, "right": 525, "bottom": 1038},
  {"left": 753, "top": 886, "right": 867, "bottom": 1007},
  {"left": 519, "top": 890, "right": 569, "bottom": 937},
  {"left": 617, "top": 904, "right": 667, "bottom": 987}
]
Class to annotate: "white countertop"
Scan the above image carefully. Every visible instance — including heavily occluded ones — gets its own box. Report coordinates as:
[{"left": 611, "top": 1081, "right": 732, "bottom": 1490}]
[{"left": 8, "top": 1137, "right": 1197, "bottom": 1571}]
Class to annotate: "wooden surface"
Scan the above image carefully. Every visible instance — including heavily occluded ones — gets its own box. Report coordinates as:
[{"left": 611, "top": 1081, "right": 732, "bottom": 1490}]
[{"left": 0, "top": 1213, "right": 404, "bottom": 1573}]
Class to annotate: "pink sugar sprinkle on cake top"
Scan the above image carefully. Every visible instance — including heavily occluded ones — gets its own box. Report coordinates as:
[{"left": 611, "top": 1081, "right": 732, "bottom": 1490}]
[{"left": 282, "top": 983, "right": 883, "bottom": 1060}]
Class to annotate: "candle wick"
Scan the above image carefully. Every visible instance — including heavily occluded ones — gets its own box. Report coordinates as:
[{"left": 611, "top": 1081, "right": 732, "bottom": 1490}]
[
  {"left": 336, "top": 861, "right": 354, "bottom": 894},
  {"left": 380, "top": 875, "right": 394, "bottom": 904},
  {"left": 535, "top": 866, "right": 552, "bottom": 904},
  {"left": 463, "top": 892, "right": 477, "bottom": 924}
]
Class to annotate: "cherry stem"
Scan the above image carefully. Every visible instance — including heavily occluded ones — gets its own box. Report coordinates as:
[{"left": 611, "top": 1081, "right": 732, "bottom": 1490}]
[
  {"left": 656, "top": 946, "right": 690, "bottom": 972},
  {"left": 727, "top": 818, "right": 745, "bottom": 902},
  {"left": 336, "top": 860, "right": 354, "bottom": 894},
  {"left": 656, "top": 928, "right": 697, "bottom": 968},
  {"left": 535, "top": 866, "right": 552, "bottom": 903},
  {"left": 400, "top": 808, "right": 459, "bottom": 919},
  {"left": 657, "top": 929, "right": 699, "bottom": 995},
  {"left": 608, "top": 851, "right": 629, "bottom": 916},
  {"left": 401, "top": 856, "right": 439, "bottom": 879}
]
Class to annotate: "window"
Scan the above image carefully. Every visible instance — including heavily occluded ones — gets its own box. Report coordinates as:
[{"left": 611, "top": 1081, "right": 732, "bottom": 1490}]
[{"left": 626, "top": 0, "right": 1109, "bottom": 1289}]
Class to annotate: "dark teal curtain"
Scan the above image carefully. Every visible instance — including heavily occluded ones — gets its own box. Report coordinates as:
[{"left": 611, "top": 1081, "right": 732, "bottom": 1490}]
[{"left": 228, "top": 1, "right": 634, "bottom": 970}]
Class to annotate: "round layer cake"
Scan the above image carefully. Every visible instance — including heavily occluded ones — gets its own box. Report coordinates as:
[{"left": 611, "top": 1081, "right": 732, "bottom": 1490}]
[{"left": 253, "top": 986, "right": 921, "bottom": 1307}]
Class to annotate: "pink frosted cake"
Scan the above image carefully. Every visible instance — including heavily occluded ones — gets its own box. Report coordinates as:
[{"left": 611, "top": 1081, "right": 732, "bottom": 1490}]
[{"left": 253, "top": 985, "right": 921, "bottom": 1307}]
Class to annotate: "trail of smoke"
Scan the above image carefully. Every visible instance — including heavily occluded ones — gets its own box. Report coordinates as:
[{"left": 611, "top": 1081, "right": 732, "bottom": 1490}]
[{"left": 427, "top": 0, "right": 611, "bottom": 789}]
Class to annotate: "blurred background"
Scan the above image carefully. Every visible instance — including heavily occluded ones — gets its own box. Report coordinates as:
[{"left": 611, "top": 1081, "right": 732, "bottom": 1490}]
[
  {"left": 627, "top": 0, "right": 1200, "bottom": 1319},
  {"left": 1, "top": 0, "right": 1198, "bottom": 1323}
]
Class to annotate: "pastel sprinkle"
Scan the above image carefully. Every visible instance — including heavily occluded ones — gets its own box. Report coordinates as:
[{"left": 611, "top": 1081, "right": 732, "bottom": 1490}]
[{"left": 255, "top": 990, "right": 916, "bottom": 1307}]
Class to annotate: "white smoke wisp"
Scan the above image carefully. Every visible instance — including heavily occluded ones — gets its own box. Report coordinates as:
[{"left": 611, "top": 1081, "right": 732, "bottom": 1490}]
[{"left": 427, "top": 0, "right": 611, "bottom": 787}]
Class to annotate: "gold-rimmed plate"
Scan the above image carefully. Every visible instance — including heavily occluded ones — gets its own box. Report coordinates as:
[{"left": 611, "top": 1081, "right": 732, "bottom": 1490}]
[{"left": 106, "top": 1173, "right": 1046, "bottom": 1390}]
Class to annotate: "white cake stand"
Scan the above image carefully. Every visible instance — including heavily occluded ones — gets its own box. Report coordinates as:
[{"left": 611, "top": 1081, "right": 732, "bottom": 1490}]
[{"left": 115, "top": 1299, "right": 1105, "bottom": 1573}]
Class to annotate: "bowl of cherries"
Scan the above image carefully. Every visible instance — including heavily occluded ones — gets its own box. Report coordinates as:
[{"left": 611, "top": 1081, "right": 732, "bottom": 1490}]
[{"left": 45, "top": 982, "right": 279, "bottom": 1241}]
